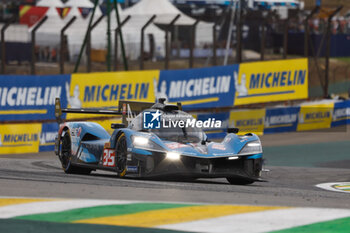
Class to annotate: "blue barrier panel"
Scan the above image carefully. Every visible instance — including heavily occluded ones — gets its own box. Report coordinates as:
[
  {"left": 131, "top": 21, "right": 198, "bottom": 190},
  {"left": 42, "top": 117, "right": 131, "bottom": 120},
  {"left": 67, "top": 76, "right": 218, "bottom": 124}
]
[
  {"left": 158, "top": 65, "right": 237, "bottom": 110},
  {"left": 284, "top": 33, "right": 350, "bottom": 57},
  {"left": 264, "top": 106, "right": 300, "bottom": 134},
  {"left": 332, "top": 100, "right": 350, "bottom": 127},
  {"left": 39, "top": 122, "right": 59, "bottom": 152},
  {"left": 0, "top": 75, "right": 70, "bottom": 121}
]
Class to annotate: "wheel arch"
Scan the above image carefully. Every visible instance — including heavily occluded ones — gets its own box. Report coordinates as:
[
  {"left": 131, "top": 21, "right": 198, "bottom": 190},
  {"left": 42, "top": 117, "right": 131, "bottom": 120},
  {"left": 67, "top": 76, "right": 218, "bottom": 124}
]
[
  {"left": 56, "top": 125, "right": 70, "bottom": 156},
  {"left": 110, "top": 128, "right": 133, "bottom": 149}
]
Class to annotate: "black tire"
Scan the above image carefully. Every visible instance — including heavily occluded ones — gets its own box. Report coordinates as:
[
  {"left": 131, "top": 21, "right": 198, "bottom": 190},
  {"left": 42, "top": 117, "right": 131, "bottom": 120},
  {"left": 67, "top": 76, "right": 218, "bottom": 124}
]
[
  {"left": 60, "top": 130, "right": 91, "bottom": 175},
  {"left": 115, "top": 133, "right": 127, "bottom": 178},
  {"left": 226, "top": 177, "right": 254, "bottom": 185}
]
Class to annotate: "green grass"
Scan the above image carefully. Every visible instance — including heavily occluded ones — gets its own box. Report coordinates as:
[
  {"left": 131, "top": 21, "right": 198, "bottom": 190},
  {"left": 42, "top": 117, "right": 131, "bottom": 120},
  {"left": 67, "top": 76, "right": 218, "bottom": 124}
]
[
  {"left": 0, "top": 219, "right": 193, "bottom": 233},
  {"left": 15, "top": 203, "right": 193, "bottom": 223},
  {"left": 264, "top": 141, "right": 350, "bottom": 167}
]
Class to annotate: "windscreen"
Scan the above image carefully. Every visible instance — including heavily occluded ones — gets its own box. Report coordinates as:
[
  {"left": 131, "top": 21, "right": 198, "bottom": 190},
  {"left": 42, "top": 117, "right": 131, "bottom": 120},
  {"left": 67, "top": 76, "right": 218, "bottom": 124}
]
[{"left": 129, "top": 110, "right": 205, "bottom": 143}]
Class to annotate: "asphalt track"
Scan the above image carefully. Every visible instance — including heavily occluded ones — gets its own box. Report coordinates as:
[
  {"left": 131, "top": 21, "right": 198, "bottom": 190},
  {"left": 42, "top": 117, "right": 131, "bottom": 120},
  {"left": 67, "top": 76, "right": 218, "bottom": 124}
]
[{"left": 0, "top": 125, "right": 349, "bottom": 209}]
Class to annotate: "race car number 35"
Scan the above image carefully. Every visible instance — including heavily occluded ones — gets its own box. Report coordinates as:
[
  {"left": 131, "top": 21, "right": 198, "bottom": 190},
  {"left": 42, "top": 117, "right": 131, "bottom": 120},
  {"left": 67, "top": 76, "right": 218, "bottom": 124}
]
[{"left": 103, "top": 149, "right": 115, "bottom": 167}]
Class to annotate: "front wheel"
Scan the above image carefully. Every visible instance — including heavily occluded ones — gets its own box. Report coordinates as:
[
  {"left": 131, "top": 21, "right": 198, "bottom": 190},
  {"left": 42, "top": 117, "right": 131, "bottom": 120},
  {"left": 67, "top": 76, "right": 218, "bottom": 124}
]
[
  {"left": 226, "top": 177, "right": 254, "bottom": 185},
  {"left": 60, "top": 130, "right": 91, "bottom": 175},
  {"left": 115, "top": 133, "right": 127, "bottom": 178}
]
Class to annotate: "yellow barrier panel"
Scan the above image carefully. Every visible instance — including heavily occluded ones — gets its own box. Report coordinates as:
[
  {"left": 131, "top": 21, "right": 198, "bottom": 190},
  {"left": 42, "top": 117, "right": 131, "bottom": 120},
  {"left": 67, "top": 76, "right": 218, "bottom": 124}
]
[
  {"left": 66, "top": 70, "right": 160, "bottom": 119},
  {"left": 0, "top": 123, "right": 42, "bottom": 154},
  {"left": 235, "top": 59, "right": 308, "bottom": 105},
  {"left": 229, "top": 109, "right": 266, "bottom": 135},
  {"left": 297, "top": 102, "right": 334, "bottom": 131}
]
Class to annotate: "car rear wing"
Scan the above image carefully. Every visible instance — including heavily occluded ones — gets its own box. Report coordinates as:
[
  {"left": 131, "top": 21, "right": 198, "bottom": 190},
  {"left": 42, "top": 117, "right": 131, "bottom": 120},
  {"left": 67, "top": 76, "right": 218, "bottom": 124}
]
[{"left": 55, "top": 98, "right": 154, "bottom": 126}]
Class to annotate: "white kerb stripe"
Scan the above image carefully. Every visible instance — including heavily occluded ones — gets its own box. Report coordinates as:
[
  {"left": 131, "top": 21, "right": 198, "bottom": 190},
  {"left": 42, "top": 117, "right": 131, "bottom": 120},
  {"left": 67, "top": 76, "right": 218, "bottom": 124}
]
[
  {"left": 316, "top": 182, "right": 350, "bottom": 194},
  {"left": 0, "top": 200, "right": 138, "bottom": 218},
  {"left": 157, "top": 208, "right": 350, "bottom": 233}
]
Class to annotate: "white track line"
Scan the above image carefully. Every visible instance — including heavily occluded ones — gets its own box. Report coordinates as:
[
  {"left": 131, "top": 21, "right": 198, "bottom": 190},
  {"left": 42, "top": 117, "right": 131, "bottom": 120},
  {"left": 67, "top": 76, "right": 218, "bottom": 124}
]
[
  {"left": 0, "top": 200, "right": 139, "bottom": 218},
  {"left": 157, "top": 208, "right": 350, "bottom": 233},
  {"left": 316, "top": 182, "right": 350, "bottom": 194}
]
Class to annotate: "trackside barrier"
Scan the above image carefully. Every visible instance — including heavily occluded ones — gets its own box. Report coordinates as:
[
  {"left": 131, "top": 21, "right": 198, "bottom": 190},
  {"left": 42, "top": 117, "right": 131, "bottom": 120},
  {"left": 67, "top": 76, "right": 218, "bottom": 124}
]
[
  {"left": 202, "top": 100, "right": 350, "bottom": 139},
  {"left": 0, "top": 118, "right": 123, "bottom": 154},
  {"left": 0, "top": 58, "right": 310, "bottom": 154},
  {"left": 0, "top": 100, "right": 348, "bottom": 154},
  {"left": 0, "top": 59, "right": 308, "bottom": 122}
]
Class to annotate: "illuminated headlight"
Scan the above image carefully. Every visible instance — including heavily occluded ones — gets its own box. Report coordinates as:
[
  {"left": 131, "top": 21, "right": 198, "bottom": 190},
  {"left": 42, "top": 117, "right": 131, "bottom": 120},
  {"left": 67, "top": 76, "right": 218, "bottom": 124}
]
[
  {"left": 166, "top": 152, "right": 180, "bottom": 160},
  {"left": 133, "top": 136, "right": 149, "bottom": 146},
  {"left": 131, "top": 136, "right": 165, "bottom": 151},
  {"left": 239, "top": 141, "right": 262, "bottom": 155}
]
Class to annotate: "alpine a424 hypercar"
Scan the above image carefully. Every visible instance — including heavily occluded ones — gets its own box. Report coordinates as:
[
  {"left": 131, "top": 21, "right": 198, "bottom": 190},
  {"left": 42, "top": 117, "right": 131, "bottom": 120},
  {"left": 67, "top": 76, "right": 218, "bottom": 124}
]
[{"left": 54, "top": 98, "right": 264, "bottom": 185}]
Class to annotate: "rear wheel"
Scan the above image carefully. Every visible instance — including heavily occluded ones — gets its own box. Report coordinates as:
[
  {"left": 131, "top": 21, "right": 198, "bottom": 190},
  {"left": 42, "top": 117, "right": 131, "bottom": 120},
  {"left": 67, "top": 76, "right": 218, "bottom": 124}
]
[
  {"left": 226, "top": 177, "right": 254, "bottom": 185},
  {"left": 60, "top": 130, "right": 91, "bottom": 175},
  {"left": 115, "top": 133, "right": 127, "bottom": 178}
]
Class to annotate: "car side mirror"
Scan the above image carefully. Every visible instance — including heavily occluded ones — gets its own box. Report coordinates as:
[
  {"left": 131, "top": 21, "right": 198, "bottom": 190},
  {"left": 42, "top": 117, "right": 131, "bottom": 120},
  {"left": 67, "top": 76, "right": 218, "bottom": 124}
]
[
  {"left": 227, "top": 128, "right": 239, "bottom": 134},
  {"left": 111, "top": 123, "right": 126, "bottom": 129}
]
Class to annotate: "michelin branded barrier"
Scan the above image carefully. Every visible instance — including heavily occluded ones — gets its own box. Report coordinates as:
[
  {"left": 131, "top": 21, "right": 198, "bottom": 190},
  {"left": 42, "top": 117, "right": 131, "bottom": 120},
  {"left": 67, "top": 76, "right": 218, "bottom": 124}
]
[
  {"left": 0, "top": 99, "right": 349, "bottom": 154},
  {"left": 202, "top": 100, "right": 350, "bottom": 139},
  {"left": 3, "top": 58, "right": 345, "bottom": 154},
  {"left": 159, "top": 59, "right": 308, "bottom": 110}
]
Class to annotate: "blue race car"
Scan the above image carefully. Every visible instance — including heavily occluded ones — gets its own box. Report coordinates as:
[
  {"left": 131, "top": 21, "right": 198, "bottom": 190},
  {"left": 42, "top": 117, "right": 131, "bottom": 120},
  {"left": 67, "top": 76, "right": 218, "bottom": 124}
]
[{"left": 54, "top": 98, "right": 264, "bottom": 185}]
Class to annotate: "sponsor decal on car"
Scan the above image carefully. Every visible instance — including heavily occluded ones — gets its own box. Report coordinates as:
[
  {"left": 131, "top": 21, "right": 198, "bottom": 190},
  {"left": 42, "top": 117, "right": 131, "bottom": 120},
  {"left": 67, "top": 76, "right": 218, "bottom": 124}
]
[
  {"left": 103, "top": 149, "right": 115, "bottom": 167},
  {"left": 166, "top": 142, "right": 190, "bottom": 150},
  {"left": 126, "top": 166, "right": 138, "bottom": 172},
  {"left": 211, "top": 144, "right": 226, "bottom": 150},
  {"left": 71, "top": 127, "right": 82, "bottom": 137}
]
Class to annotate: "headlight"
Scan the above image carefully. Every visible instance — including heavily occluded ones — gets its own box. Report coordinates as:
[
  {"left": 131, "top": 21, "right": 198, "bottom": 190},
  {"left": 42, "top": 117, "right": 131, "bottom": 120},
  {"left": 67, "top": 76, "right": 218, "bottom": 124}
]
[
  {"left": 131, "top": 136, "right": 165, "bottom": 151},
  {"left": 239, "top": 140, "right": 262, "bottom": 155},
  {"left": 133, "top": 136, "right": 149, "bottom": 146},
  {"left": 166, "top": 152, "right": 180, "bottom": 160},
  {"left": 228, "top": 156, "right": 239, "bottom": 160}
]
